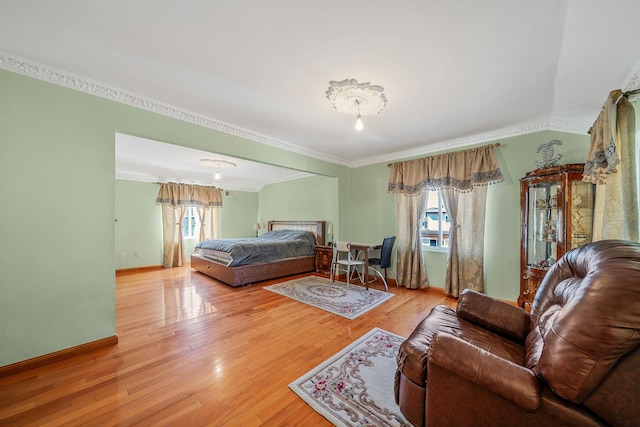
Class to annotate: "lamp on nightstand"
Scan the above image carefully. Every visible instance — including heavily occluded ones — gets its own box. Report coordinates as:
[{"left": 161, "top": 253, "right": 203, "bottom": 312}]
[
  {"left": 327, "top": 223, "right": 334, "bottom": 246},
  {"left": 253, "top": 222, "right": 261, "bottom": 237}
]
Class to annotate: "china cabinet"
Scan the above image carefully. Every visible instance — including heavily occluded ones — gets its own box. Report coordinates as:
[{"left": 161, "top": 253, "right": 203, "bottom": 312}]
[{"left": 519, "top": 164, "right": 595, "bottom": 308}]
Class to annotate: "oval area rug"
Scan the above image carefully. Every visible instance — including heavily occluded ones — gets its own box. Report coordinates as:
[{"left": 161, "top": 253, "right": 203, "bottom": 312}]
[
  {"left": 264, "top": 276, "right": 393, "bottom": 320},
  {"left": 289, "top": 327, "right": 410, "bottom": 426}
]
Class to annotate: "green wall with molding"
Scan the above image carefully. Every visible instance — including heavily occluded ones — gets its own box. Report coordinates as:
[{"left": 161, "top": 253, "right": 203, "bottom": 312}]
[
  {"left": 348, "top": 131, "right": 591, "bottom": 301},
  {"left": 0, "top": 67, "right": 592, "bottom": 368},
  {"left": 0, "top": 69, "right": 348, "bottom": 367}
]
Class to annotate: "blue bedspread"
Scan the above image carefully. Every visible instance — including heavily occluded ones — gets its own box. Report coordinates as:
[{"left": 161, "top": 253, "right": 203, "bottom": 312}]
[{"left": 195, "top": 229, "right": 317, "bottom": 267}]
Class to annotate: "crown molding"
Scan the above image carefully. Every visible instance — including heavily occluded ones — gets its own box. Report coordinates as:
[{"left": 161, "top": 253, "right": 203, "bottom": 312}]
[
  {"left": 0, "top": 51, "right": 606, "bottom": 170},
  {"left": 115, "top": 171, "right": 258, "bottom": 192},
  {"left": 115, "top": 170, "right": 314, "bottom": 192},
  {"left": 624, "top": 60, "right": 640, "bottom": 92},
  {"left": 257, "top": 172, "right": 315, "bottom": 191},
  {"left": 0, "top": 51, "right": 349, "bottom": 167},
  {"left": 349, "top": 118, "right": 590, "bottom": 169},
  {"left": 547, "top": 119, "right": 590, "bottom": 134}
]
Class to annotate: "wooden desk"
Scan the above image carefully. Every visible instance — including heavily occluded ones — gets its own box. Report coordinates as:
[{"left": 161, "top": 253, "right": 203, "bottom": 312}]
[{"left": 349, "top": 242, "right": 382, "bottom": 288}]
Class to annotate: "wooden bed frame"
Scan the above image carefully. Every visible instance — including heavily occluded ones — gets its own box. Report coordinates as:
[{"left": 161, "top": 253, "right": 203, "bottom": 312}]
[{"left": 190, "top": 220, "right": 325, "bottom": 287}]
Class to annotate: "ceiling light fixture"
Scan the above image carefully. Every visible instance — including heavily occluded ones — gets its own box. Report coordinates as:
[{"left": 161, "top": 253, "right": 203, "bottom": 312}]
[
  {"left": 200, "top": 158, "right": 237, "bottom": 182},
  {"left": 326, "top": 78, "right": 387, "bottom": 131},
  {"left": 355, "top": 100, "right": 363, "bottom": 131}
]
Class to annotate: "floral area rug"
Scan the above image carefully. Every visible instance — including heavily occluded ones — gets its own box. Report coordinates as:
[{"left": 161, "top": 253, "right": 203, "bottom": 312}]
[
  {"left": 289, "top": 327, "right": 411, "bottom": 426},
  {"left": 264, "top": 276, "right": 393, "bottom": 320}
]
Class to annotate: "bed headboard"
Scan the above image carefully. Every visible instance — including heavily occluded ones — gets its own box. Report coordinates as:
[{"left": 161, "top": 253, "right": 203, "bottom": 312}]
[{"left": 267, "top": 220, "right": 325, "bottom": 246}]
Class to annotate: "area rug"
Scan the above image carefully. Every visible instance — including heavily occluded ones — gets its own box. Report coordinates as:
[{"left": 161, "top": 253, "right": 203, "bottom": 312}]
[
  {"left": 264, "top": 276, "right": 393, "bottom": 320},
  {"left": 289, "top": 327, "right": 410, "bottom": 426}
]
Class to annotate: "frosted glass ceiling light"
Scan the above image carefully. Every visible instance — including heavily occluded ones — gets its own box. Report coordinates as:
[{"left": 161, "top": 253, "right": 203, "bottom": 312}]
[{"left": 326, "top": 78, "right": 387, "bottom": 131}]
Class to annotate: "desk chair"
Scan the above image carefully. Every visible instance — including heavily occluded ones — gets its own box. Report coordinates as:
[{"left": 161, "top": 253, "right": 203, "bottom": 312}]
[
  {"left": 330, "top": 241, "right": 365, "bottom": 287},
  {"left": 368, "top": 236, "right": 397, "bottom": 291}
]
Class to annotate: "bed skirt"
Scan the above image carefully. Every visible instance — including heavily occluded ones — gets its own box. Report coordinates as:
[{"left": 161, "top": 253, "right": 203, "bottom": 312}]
[{"left": 191, "top": 253, "right": 315, "bottom": 287}]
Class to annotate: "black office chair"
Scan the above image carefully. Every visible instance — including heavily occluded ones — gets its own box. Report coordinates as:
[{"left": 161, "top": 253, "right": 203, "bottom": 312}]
[{"left": 367, "top": 236, "right": 397, "bottom": 291}]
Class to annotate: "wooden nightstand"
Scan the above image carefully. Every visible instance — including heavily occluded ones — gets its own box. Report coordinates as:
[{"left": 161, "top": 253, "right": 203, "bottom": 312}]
[{"left": 315, "top": 245, "right": 333, "bottom": 275}]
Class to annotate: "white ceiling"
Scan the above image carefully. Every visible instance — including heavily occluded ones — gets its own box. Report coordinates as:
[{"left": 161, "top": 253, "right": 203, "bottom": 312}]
[
  {"left": 115, "top": 133, "right": 312, "bottom": 191},
  {"left": 2, "top": 1, "right": 640, "bottom": 188}
]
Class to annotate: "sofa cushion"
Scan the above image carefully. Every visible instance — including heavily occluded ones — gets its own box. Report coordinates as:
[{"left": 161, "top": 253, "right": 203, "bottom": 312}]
[
  {"left": 457, "top": 289, "right": 531, "bottom": 343},
  {"left": 397, "top": 305, "right": 525, "bottom": 386},
  {"left": 530, "top": 240, "right": 640, "bottom": 403}
]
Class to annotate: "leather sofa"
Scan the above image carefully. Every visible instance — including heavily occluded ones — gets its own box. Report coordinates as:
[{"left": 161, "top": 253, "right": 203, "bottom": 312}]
[{"left": 395, "top": 239, "right": 640, "bottom": 427}]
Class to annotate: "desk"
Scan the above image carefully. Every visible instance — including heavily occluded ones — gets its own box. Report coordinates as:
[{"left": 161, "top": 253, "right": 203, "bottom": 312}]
[{"left": 349, "top": 242, "right": 382, "bottom": 288}]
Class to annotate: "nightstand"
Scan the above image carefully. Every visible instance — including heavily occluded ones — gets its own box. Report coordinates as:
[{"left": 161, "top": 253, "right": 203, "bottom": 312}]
[{"left": 315, "top": 245, "right": 333, "bottom": 275}]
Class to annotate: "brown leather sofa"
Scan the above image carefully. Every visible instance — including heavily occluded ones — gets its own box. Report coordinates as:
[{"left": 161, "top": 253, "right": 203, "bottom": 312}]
[{"left": 395, "top": 239, "right": 640, "bottom": 427}]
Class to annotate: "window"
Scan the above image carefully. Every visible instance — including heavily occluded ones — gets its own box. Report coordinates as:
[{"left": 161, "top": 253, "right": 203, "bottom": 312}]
[
  {"left": 182, "top": 206, "right": 200, "bottom": 239},
  {"left": 420, "top": 191, "right": 451, "bottom": 248}
]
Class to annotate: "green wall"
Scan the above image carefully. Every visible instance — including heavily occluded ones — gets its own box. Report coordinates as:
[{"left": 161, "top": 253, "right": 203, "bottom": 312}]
[
  {"left": 114, "top": 175, "right": 334, "bottom": 269},
  {"left": 115, "top": 180, "right": 260, "bottom": 268},
  {"left": 0, "top": 66, "right": 592, "bottom": 367},
  {"left": 219, "top": 190, "right": 259, "bottom": 238},
  {"left": 115, "top": 180, "right": 163, "bottom": 269},
  {"left": 349, "top": 131, "right": 591, "bottom": 301},
  {"left": 1, "top": 71, "right": 117, "bottom": 365},
  {"left": 0, "top": 69, "right": 348, "bottom": 367},
  {"left": 258, "top": 175, "right": 338, "bottom": 237}
]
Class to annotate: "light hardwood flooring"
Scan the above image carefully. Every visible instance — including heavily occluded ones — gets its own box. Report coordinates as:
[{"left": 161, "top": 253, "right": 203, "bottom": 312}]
[{"left": 0, "top": 266, "right": 457, "bottom": 426}]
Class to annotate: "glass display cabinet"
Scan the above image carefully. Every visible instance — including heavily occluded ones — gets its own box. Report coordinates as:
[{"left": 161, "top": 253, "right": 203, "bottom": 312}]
[{"left": 519, "top": 164, "right": 594, "bottom": 309}]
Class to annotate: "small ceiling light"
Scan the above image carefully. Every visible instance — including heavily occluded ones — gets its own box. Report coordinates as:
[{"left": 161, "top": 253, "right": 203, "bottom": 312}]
[
  {"left": 200, "top": 158, "right": 237, "bottom": 182},
  {"left": 355, "top": 100, "right": 363, "bottom": 131}
]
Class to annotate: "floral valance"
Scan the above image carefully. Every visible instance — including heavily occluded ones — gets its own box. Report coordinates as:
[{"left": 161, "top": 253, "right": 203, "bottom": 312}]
[
  {"left": 388, "top": 144, "right": 504, "bottom": 195},
  {"left": 156, "top": 182, "right": 223, "bottom": 209}
]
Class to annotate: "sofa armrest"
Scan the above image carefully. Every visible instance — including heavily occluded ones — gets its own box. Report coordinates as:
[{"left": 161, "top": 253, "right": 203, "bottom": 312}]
[
  {"left": 428, "top": 332, "right": 541, "bottom": 410},
  {"left": 456, "top": 289, "right": 531, "bottom": 342}
]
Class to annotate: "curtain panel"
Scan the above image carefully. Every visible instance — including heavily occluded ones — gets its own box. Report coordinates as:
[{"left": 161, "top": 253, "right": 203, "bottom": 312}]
[
  {"left": 156, "top": 183, "right": 223, "bottom": 267},
  {"left": 388, "top": 145, "right": 504, "bottom": 195},
  {"left": 396, "top": 192, "right": 429, "bottom": 289},
  {"left": 441, "top": 186, "right": 487, "bottom": 296},
  {"left": 583, "top": 90, "right": 638, "bottom": 241},
  {"left": 388, "top": 145, "right": 503, "bottom": 295},
  {"left": 161, "top": 204, "right": 186, "bottom": 268}
]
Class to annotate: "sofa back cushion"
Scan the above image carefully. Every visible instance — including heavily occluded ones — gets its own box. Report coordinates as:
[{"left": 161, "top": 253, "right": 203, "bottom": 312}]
[{"left": 526, "top": 240, "right": 640, "bottom": 402}]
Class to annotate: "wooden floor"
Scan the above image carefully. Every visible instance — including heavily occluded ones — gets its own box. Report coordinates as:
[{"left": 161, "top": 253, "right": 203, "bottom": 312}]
[{"left": 0, "top": 266, "right": 457, "bottom": 426}]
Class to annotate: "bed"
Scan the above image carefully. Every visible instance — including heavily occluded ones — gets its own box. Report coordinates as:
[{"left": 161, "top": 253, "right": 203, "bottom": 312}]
[{"left": 190, "top": 220, "right": 325, "bottom": 287}]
